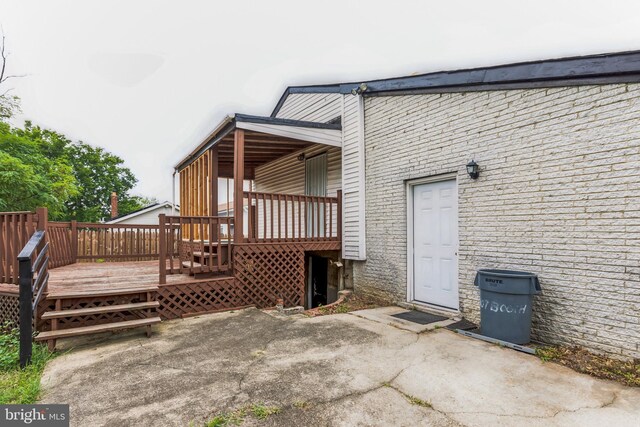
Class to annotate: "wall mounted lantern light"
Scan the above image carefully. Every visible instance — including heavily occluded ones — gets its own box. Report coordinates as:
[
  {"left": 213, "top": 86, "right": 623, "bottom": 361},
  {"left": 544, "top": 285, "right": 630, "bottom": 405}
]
[
  {"left": 297, "top": 153, "right": 305, "bottom": 162},
  {"left": 466, "top": 160, "right": 480, "bottom": 179}
]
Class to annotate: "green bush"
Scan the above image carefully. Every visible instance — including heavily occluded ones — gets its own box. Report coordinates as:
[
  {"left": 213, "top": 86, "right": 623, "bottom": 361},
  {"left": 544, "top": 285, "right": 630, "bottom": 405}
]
[{"left": 0, "top": 326, "right": 55, "bottom": 404}]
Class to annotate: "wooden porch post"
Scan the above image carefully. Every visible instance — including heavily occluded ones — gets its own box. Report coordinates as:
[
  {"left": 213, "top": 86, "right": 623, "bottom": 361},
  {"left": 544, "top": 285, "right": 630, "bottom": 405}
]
[
  {"left": 209, "top": 146, "right": 219, "bottom": 241},
  {"left": 234, "top": 129, "right": 245, "bottom": 244},
  {"left": 158, "top": 213, "right": 167, "bottom": 284}
]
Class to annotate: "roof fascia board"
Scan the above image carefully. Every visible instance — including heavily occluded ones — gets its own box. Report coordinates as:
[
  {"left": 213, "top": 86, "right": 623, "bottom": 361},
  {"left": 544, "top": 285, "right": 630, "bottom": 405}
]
[
  {"left": 364, "top": 74, "right": 640, "bottom": 97},
  {"left": 338, "top": 50, "right": 640, "bottom": 95},
  {"left": 270, "top": 85, "right": 341, "bottom": 117},
  {"left": 235, "top": 113, "right": 341, "bottom": 130},
  {"left": 236, "top": 121, "right": 342, "bottom": 147}
]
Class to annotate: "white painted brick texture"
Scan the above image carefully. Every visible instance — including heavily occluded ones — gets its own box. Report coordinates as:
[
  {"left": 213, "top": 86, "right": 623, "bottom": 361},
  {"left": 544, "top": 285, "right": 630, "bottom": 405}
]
[{"left": 355, "top": 84, "right": 640, "bottom": 359}]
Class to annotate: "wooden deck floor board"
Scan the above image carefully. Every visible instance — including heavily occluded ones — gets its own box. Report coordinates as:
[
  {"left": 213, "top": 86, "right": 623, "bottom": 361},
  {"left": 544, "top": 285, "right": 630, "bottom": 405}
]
[{"left": 47, "top": 261, "right": 195, "bottom": 297}]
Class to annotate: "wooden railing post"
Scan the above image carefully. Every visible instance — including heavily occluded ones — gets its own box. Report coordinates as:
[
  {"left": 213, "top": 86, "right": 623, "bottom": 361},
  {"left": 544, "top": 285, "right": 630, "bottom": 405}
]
[
  {"left": 70, "top": 220, "right": 78, "bottom": 262},
  {"left": 337, "top": 190, "right": 342, "bottom": 242},
  {"left": 158, "top": 214, "right": 167, "bottom": 284},
  {"left": 18, "top": 254, "right": 33, "bottom": 368},
  {"left": 35, "top": 207, "right": 47, "bottom": 231}
]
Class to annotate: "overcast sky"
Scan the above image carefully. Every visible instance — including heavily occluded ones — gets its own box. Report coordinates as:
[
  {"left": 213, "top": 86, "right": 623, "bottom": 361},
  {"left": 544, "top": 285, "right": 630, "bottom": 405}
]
[{"left": 2, "top": 1, "right": 640, "bottom": 202}]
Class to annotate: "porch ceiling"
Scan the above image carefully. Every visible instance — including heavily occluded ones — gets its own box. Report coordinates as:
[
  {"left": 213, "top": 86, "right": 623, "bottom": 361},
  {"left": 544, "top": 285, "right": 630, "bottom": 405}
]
[
  {"left": 175, "top": 114, "right": 342, "bottom": 176},
  {"left": 216, "top": 130, "right": 314, "bottom": 178}
]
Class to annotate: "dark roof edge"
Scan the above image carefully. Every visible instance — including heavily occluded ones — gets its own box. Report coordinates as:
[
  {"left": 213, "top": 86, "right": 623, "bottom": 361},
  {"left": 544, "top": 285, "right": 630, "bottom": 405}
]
[
  {"left": 175, "top": 119, "right": 236, "bottom": 172},
  {"left": 270, "top": 84, "right": 341, "bottom": 118},
  {"left": 236, "top": 113, "right": 341, "bottom": 130},
  {"left": 338, "top": 50, "right": 640, "bottom": 95}
]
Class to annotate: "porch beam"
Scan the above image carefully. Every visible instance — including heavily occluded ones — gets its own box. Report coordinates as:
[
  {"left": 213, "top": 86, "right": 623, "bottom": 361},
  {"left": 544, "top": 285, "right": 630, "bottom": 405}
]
[{"left": 233, "top": 129, "right": 245, "bottom": 243}]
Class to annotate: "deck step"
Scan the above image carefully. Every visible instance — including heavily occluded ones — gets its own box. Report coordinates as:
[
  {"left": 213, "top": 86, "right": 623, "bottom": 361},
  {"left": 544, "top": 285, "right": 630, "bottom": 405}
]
[
  {"left": 41, "top": 301, "right": 160, "bottom": 320},
  {"left": 182, "top": 261, "right": 202, "bottom": 269},
  {"left": 192, "top": 251, "right": 215, "bottom": 257},
  {"left": 35, "top": 317, "right": 161, "bottom": 341},
  {"left": 47, "top": 286, "right": 159, "bottom": 299}
]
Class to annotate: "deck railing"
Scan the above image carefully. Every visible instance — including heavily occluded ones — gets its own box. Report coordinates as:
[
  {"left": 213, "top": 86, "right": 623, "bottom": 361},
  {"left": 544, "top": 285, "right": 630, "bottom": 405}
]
[
  {"left": 158, "top": 215, "right": 233, "bottom": 284},
  {"left": 243, "top": 190, "right": 341, "bottom": 243},
  {"left": 0, "top": 209, "right": 44, "bottom": 284},
  {"left": 18, "top": 229, "right": 49, "bottom": 367},
  {"left": 46, "top": 221, "right": 176, "bottom": 264},
  {"left": 75, "top": 222, "right": 166, "bottom": 262},
  {"left": 47, "top": 221, "right": 75, "bottom": 268}
]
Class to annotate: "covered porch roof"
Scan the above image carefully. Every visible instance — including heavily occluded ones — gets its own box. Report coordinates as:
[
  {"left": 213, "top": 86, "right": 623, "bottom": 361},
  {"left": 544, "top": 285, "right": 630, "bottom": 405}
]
[{"left": 175, "top": 114, "right": 341, "bottom": 179}]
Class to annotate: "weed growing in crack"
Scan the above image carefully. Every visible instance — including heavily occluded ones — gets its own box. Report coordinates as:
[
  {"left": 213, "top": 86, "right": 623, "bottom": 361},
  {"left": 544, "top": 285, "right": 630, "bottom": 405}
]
[
  {"left": 406, "top": 395, "right": 432, "bottom": 408},
  {"left": 293, "top": 400, "right": 310, "bottom": 410},
  {"left": 203, "top": 403, "right": 281, "bottom": 426}
]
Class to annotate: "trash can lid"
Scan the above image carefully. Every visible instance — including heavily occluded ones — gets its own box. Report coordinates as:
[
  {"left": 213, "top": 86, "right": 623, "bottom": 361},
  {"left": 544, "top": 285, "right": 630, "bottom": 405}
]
[{"left": 474, "top": 269, "right": 541, "bottom": 295}]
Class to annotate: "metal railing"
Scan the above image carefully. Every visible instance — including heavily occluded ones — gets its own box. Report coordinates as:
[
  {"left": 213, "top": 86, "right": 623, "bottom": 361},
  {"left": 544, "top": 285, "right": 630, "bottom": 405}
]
[{"left": 18, "top": 229, "right": 49, "bottom": 367}]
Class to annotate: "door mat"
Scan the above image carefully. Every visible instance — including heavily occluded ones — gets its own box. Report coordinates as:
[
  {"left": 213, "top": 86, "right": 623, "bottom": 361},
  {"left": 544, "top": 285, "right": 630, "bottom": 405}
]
[
  {"left": 445, "top": 319, "right": 477, "bottom": 332},
  {"left": 391, "top": 310, "right": 448, "bottom": 325}
]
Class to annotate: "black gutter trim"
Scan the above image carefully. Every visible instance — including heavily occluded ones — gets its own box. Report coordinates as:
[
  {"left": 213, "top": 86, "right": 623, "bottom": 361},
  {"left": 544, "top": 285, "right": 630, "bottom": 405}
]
[
  {"left": 176, "top": 120, "right": 236, "bottom": 172},
  {"left": 236, "top": 113, "right": 342, "bottom": 130},
  {"left": 270, "top": 84, "right": 341, "bottom": 118},
  {"left": 338, "top": 50, "right": 640, "bottom": 95},
  {"left": 365, "top": 74, "right": 640, "bottom": 97}
]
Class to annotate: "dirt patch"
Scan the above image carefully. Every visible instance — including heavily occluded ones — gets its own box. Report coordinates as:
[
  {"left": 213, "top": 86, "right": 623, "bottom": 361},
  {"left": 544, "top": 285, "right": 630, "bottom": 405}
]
[
  {"left": 305, "top": 293, "right": 389, "bottom": 317},
  {"left": 537, "top": 346, "right": 640, "bottom": 387}
]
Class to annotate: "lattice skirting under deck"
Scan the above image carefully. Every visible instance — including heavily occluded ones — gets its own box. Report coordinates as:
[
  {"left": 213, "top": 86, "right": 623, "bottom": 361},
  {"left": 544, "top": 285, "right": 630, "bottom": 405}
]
[
  {"left": 0, "top": 289, "right": 19, "bottom": 328},
  {"left": 156, "top": 278, "right": 237, "bottom": 319},
  {"left": 233, "top": 243, "right": 306, "bottom": 308}
]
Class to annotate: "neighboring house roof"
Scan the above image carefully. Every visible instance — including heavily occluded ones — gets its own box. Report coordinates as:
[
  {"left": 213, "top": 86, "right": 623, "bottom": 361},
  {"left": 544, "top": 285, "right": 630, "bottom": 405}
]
[
  {"left": 217, "top": 200, "right": 249, "bottom": 215},
  {"left": 270, "top": 50, "right": 640, "bottom": 116},
  {"left": 105, "top": 202, "right": 179, "bottom": 224}
]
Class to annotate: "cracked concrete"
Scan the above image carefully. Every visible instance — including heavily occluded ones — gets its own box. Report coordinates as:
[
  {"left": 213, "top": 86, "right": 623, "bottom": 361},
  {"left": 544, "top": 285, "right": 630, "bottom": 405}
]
[{"left": 39, "top": 308, "right": 640, "bottom": 426}]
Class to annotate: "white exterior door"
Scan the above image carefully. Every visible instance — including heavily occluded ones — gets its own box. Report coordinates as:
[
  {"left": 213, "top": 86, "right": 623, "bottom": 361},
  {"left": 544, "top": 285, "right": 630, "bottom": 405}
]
[{"left": 412, "top": 179, "right": 459, "bottom": 309}]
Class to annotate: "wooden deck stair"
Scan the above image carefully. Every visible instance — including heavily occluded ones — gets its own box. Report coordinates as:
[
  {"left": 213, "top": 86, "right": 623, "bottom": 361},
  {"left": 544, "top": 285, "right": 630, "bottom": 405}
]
[
  {"left": 38, "top": 286, "right": 160, "bottom": 350},
  {"left": 181, "top": 244, "right": 230, "bottom": 277},
  {"left": 36, "top": 318, "right": 161, "bottom": 341}
]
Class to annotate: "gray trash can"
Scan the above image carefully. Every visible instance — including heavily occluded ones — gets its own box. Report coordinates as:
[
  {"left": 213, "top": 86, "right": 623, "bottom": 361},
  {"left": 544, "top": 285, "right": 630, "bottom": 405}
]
[{"left": 474, "top": 269, "right": 541, "bottom": 344}]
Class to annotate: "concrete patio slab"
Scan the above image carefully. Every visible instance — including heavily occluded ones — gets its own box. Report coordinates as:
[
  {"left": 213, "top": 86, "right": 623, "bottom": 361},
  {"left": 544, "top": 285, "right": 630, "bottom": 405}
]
[
  {"left": 349, "top": 306, "right": 457, "bottom": 333},
  {"left": 39, "top": 308, "right": 640, "bottom": 426}
]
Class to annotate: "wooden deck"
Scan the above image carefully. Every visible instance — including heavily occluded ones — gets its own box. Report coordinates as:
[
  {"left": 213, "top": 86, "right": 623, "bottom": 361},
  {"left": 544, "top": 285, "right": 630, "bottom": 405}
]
[{"left": 47, "top": 260, "right": 196, "bottom": 298}]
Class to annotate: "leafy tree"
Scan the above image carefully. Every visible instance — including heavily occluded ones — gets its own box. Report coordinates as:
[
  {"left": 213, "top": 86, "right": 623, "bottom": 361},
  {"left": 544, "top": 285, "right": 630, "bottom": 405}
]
[
  {"left": 63, "top": 142, "right": 145, "bottom": 221},
  {"left": 0, "top": 122, "right": 77, "bottom": 218},
  {"left": 0, "top": 33, "right": 149, "bottom": 221},
  {"left": 0, "top": 122, "right": 150, "bottom": 221}
]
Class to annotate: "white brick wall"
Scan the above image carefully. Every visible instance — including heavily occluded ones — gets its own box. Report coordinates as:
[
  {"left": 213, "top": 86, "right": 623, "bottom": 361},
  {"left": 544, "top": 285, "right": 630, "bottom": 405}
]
[{"left": 355, "top": 84, "right": 640, "bottom": 359}]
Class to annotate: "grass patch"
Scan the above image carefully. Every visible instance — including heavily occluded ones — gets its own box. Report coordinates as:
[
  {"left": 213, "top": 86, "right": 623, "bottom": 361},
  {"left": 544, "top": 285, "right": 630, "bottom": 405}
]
[
  {"left": 249, "top": 404, "right": 281, "bottom": 419},
  {"left": 204, "top": 403, "right": 281, "bottom": 426},
  {"left": 0, "top": 326, "right": 55, "bottom": 404},
  {"left": 536, "top": 345, "right": 640, "bottom": 387}
]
